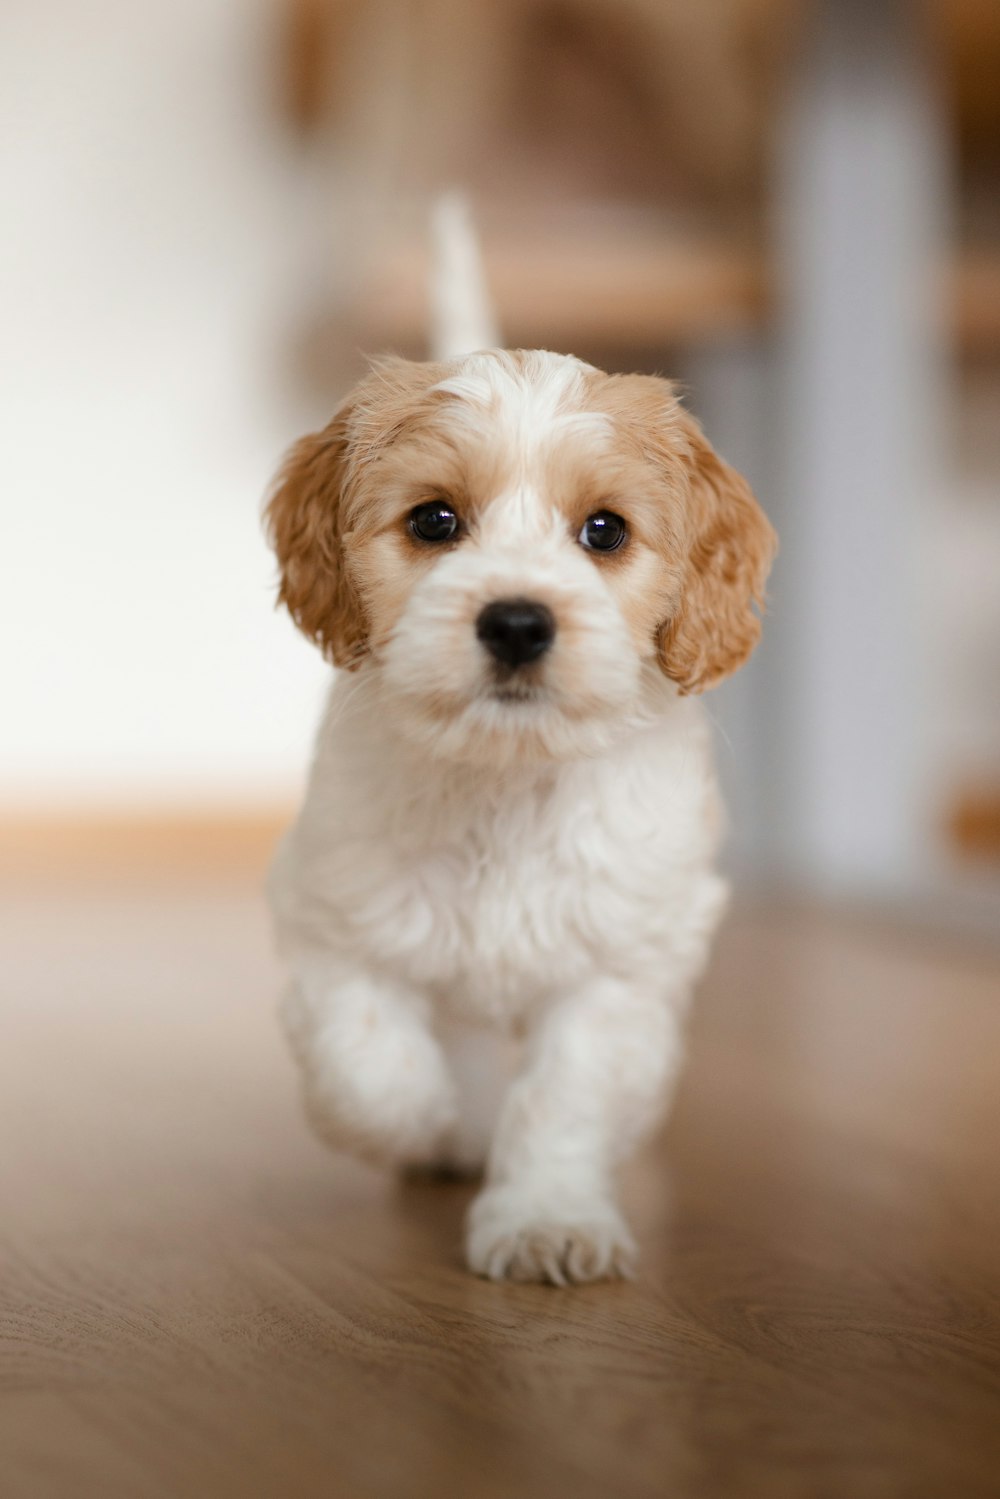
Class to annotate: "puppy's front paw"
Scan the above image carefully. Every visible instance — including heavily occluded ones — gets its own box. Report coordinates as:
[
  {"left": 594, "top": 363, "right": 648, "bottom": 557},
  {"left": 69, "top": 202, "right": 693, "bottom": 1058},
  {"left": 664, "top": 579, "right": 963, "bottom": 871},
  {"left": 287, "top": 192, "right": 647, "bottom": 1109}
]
[
  {"left": 300, "top": 1027, "right": 457, "bottom": 1168},
  {"left": 465, "top": 1186, "right": 637, "bottom": 1285}
]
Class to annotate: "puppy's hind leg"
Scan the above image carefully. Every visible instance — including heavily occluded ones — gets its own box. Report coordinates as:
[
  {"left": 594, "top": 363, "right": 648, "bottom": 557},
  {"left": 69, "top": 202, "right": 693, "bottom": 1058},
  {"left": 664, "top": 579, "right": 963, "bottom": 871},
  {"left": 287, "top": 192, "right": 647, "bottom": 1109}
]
[
  {"left": 406, "top": 1022, "right": 518, "bottom": 1180},
  {"left": 282, "top": 957, "right": 458, "bottom": 1169}
]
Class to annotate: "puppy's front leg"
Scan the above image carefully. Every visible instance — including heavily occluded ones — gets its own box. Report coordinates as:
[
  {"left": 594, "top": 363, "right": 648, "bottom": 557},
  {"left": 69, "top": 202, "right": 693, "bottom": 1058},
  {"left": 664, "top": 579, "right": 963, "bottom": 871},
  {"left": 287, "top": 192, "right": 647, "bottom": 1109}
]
[
  {"left": 281, "top": 957, "right": 458, "bottom": 1168},
  {"left": 466, "top": 979, "right": 683, "bottom": 1284}
]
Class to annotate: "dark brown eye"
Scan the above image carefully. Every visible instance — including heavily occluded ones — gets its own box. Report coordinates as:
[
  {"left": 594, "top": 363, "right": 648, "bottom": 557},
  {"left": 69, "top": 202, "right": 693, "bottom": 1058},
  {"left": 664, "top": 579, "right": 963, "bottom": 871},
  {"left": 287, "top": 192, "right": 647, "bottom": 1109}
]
[
  {"left": 410, "top": 501, "right": 459, "bottom": 543},
  {"left": 579, "top": 510, "right": 627, "bottom": 552}
]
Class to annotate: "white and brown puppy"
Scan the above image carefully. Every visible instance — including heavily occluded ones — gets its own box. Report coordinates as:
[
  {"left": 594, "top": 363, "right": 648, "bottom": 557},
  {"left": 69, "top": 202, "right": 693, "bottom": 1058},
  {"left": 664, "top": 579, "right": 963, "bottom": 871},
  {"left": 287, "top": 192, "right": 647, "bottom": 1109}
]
[{"left": 266, "top": 341, "right": 775, "bottom": 1284}]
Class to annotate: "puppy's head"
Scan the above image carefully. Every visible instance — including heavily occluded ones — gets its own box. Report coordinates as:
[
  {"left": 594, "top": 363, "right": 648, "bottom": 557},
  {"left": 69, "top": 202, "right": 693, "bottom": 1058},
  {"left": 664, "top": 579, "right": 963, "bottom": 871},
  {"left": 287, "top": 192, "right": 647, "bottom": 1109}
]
[{"left": 267, "top": 351, "right": 775, "bottom": 763}]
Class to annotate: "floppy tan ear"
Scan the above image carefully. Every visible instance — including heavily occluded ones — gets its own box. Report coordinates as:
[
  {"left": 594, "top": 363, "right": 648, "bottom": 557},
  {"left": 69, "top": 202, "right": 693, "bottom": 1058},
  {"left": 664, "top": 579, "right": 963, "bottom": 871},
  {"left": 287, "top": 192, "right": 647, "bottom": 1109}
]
[
  {"left": 265, "top": 407, "right": 368, "bottom": 668},
  {"left": 657, "top": 412, "right": 776, "bottom": 694}
]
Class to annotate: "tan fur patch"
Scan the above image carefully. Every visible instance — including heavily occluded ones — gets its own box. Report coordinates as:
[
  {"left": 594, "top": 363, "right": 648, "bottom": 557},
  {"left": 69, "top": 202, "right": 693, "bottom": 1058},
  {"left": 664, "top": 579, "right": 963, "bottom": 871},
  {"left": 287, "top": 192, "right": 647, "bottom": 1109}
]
[
  {"left": 265, "top": 358, "right": 447, "bottom": 667},
  {"left": 581, "top": 369, "right": 777, "bottom": 692},
  {"left": 267, "top": 353, "right": 775, "bottom": 692}
]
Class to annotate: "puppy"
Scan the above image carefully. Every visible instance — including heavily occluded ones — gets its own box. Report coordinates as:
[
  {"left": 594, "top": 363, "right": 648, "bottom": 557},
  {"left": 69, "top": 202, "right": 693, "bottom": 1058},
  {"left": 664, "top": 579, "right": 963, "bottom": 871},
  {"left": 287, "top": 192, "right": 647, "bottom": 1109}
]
[{"left": 266, "top": 223, "right": 775, "bottom": 1285}]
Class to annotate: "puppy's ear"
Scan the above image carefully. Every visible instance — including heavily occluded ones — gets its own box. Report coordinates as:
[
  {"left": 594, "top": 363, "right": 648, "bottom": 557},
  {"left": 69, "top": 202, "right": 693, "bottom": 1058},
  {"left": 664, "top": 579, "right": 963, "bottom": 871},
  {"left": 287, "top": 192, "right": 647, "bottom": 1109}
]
[
  {"left": 657, "top": 411, "right": 776, "bottom": 694},
  {"left": 265, "top": 404, "right": 368, "bottom": 668}
]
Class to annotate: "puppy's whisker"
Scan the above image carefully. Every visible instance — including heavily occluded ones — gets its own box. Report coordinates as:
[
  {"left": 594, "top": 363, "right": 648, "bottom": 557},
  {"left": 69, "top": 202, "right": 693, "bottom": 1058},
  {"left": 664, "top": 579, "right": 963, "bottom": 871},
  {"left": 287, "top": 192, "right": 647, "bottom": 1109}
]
[{"left": 700, "top": 703, "right": 735, "bottom": 762}]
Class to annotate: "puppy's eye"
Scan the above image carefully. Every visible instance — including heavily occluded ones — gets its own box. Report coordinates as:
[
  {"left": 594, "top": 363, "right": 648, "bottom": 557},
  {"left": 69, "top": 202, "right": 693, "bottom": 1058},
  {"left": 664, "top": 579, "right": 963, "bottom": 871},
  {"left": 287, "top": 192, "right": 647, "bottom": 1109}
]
[
  {"left": 579, "top": 510, "right": 627, "bottom": 553},
  {"left": 410, "top": 501, "right": 459, "bottom": 543}
]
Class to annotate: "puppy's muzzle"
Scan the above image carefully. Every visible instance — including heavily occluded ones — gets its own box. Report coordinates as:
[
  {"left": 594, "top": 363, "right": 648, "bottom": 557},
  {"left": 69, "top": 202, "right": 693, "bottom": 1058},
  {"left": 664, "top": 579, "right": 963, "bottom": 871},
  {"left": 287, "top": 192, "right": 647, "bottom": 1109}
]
[{"left": 476, "top": 599, "right": 555, "bottom": 669}]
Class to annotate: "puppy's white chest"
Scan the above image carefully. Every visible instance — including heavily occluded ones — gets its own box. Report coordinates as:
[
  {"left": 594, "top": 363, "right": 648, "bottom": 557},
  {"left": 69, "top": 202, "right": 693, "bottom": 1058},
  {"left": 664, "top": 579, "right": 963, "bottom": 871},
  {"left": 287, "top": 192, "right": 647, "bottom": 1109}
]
[
  {"left": 424, "top": 805, "right": 601, "bottom": 1015},
  {"left": 340, "top": 785, "right": 600, "bottom": 1017},
  {"left": 274, "top": 686, "right": 725, "bottom": 1025}
]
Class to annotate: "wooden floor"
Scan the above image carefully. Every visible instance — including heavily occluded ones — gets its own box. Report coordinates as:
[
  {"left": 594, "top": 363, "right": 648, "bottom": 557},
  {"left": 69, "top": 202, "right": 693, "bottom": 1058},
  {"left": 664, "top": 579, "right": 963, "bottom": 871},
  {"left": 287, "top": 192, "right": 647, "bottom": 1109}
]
[{"left": 2, "top": 878, "right": 999, "bottom": 1499}]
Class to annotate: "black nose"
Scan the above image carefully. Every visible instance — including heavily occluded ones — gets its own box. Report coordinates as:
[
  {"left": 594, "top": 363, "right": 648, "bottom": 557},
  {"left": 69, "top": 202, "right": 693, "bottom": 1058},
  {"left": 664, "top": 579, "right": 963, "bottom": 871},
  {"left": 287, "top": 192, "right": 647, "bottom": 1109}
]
[{"left": 476, "top": 599, "right": 555, "bottom": 668}]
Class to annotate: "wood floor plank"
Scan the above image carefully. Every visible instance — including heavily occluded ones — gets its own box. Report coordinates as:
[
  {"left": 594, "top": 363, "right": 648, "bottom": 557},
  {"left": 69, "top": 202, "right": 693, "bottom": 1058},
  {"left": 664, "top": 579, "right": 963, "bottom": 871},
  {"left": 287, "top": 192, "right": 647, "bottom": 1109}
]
[{"left": 1, "top": 884, "right": 998, "bottom": 1497}]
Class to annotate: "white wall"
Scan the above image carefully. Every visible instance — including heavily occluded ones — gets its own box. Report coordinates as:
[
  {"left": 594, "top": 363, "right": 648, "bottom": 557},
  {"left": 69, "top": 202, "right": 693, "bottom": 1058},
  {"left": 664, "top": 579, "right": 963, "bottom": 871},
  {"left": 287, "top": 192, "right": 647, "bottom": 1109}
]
[{"left": 0, "top": 0, "right": 330, "bottom": 809}]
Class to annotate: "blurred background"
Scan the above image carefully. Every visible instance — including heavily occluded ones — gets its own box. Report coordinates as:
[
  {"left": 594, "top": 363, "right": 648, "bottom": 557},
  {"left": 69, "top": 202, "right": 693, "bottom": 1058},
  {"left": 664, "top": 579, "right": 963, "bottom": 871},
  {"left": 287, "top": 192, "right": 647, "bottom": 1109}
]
[{"left": 2, "top": 0, "right": 999, "bottom": 928}]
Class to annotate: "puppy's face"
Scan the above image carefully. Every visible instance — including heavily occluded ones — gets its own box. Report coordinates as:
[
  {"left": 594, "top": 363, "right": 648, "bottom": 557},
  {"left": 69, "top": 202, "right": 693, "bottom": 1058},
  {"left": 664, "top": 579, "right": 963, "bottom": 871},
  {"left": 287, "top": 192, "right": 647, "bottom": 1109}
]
[{"left": 268, "top": 351, "right": 775, "bottom": 764}]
